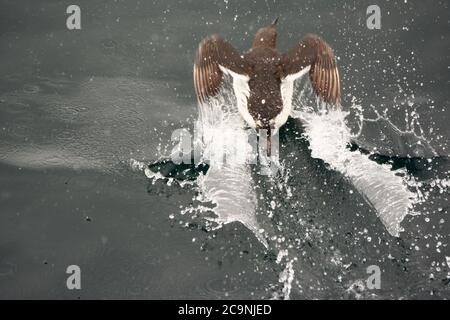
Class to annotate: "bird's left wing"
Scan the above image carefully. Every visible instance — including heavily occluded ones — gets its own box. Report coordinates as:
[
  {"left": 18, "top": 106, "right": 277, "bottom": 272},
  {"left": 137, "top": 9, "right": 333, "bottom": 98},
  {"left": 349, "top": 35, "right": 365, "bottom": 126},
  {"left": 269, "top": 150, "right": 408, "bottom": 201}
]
[
  {"left": 281, "top": 34, "right": 340, "bottom": 105},
  {"left": 194, "top": 34, "right": 250, "bottom": 103}
]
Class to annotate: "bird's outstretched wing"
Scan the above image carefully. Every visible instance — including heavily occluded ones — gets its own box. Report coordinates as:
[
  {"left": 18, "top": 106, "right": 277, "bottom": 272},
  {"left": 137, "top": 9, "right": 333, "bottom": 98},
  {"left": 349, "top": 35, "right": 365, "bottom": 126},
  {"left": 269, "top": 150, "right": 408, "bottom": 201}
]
[
  {"left": 194, "top": 35, "right": 250, "bottom": 103},
  {"left": 281, "top": 34, "right": 340, "bottom": 105}
]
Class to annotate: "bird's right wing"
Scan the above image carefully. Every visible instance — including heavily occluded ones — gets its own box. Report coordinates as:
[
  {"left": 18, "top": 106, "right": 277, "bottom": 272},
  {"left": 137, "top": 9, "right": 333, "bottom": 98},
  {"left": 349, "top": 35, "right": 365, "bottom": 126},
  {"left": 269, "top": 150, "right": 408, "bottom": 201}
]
[
  {"left": 194, "top": 35, "right": 250, "bottom": 103},
  {"left": 281, "top": 34, "right": 340, "bottom": 105}
]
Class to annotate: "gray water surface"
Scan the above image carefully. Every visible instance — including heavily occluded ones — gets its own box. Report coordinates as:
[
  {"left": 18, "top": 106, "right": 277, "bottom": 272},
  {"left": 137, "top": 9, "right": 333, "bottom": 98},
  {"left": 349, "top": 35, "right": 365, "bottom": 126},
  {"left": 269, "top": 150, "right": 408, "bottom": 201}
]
[{"left": 0, "top": 0, "right": 449, "bottom": 299}]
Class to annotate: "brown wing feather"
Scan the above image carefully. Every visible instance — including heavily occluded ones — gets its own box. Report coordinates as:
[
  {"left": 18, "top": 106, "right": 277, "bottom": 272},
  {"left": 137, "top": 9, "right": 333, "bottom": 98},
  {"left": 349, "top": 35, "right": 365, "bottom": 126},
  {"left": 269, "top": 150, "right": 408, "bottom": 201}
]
[
  {"left": 193, "top": 34, "right": 249, "bottom": 103},
  {"left": 281, "top": 34, "right": 341, "bottom": 105}
]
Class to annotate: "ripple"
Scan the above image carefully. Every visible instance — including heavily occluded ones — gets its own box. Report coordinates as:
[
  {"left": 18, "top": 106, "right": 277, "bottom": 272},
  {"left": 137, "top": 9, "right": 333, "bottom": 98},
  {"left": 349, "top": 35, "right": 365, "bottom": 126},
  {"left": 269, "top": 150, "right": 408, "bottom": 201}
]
[
  {"left": 0, "top": 100, "right": 30, "bottom": 114},
  {"left": 22, "top": 84, "right": 40, "bottom": 94},
  {"left": 192, "top": 277, "right": 249, "bottom": 299},
  {"left": 0, "top": 262, "right": 15, "bottom": 277},
  {"left": 101, "top": 38, "right": 118, "bottom": 50}
]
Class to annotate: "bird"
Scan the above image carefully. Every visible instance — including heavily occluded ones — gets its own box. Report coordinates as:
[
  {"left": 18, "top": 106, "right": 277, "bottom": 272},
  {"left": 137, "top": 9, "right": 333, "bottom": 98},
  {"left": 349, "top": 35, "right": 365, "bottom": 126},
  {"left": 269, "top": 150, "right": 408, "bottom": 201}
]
[{"left": 193, "top": 18, "right": 340, "bottom": 156}]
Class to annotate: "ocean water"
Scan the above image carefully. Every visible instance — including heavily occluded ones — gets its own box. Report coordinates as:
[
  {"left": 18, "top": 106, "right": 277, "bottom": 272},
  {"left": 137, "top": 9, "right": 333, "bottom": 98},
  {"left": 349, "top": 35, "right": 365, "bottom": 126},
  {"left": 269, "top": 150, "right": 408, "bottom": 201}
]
[{"left": 0, "top": 0, "right": 449, "bottom": 299}]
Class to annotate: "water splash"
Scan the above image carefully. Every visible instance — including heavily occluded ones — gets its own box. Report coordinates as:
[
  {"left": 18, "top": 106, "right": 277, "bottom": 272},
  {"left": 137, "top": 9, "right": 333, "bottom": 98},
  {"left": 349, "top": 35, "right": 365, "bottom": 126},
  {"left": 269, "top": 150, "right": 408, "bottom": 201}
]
[
  {"left": 134, "top": 78, "right": 446, "bottom": 299},
  {"left": 292, "top": 108, "right": 416, "bottom": 236},
  {"left": 136, "top": 79, "right": 441, "bottom": 242},
  {"left": 351, "top": 96, "right": 437, "bottom": 158},
  {"left": 193, "top": 87, "right": 268, "bottom": 246},
  {"left": 272, "top": 250, "right": 296, "bottom": 300}
]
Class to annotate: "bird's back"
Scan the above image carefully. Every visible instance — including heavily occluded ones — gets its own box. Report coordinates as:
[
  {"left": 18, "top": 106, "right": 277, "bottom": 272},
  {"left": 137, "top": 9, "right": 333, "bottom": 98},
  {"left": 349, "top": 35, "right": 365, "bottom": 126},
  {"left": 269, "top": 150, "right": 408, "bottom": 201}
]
[{"left": 244, "top": 48, "right": 283, "bottom": 127}]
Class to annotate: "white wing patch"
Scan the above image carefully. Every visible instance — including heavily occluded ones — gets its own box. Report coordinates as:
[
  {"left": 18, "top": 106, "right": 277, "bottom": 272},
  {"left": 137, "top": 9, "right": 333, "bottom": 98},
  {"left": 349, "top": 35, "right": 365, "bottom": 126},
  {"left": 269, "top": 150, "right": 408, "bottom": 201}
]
[
  {"left": 218, "top": 65, "right": 255, "bottom": 128},
  {"left": 274, "top": 66, "right": 311, "bottom": 130}
]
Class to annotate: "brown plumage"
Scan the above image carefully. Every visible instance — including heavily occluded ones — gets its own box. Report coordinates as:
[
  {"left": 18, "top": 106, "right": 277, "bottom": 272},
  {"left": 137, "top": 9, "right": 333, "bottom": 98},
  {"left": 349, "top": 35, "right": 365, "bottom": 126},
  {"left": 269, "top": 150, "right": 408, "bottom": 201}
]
[
  {"left": 281, "top": 34, "right": 340, "bottom": 104},
  {"left": 193, "top": 34, "right": 250, "bottom": 103}
]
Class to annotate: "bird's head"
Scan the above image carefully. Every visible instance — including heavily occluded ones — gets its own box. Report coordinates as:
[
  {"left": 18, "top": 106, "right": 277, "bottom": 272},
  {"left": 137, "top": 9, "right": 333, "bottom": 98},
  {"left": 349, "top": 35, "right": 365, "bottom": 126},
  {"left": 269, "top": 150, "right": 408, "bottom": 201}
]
[{"left": 252, "top": 17, "right": 278, "bottom": 49}]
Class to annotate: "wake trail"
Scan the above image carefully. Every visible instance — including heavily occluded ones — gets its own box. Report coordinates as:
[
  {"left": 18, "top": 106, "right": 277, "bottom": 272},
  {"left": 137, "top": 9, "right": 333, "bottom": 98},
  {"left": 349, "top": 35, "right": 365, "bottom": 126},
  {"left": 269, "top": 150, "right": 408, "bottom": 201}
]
[{"left": 293, "top": 108, "right": 416, "bottom": 236}]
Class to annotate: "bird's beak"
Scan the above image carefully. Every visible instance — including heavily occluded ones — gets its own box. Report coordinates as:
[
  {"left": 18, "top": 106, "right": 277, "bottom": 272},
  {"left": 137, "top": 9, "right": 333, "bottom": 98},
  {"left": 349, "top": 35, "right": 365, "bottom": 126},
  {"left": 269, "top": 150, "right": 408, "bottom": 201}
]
[{"left": 271, "top": 17, "right": 279, "bottom": 26}]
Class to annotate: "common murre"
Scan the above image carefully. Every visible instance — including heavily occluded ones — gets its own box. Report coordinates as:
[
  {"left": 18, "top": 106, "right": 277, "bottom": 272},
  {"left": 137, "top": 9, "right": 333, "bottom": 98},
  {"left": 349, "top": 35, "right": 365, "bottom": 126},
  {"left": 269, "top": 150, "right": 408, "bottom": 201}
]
[{"left": 193, "top": 18, "right": 341, "bottom": 156}]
